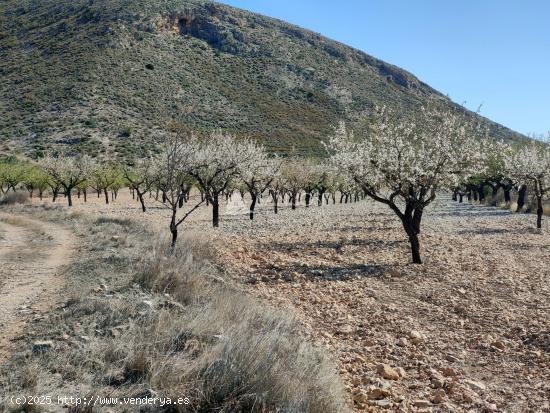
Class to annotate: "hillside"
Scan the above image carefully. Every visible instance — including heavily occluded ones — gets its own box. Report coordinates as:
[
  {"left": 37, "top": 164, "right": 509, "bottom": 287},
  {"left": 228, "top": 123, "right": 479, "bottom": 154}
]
[{"left": 0, "top": 0, "right": 527, "bottom": 159}]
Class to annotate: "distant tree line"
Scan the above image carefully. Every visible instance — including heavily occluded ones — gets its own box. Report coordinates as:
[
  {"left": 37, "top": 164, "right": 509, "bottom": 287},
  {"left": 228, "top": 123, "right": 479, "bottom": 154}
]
[{"left": 1, "top": 109, "right": 548, "bottom": 263}]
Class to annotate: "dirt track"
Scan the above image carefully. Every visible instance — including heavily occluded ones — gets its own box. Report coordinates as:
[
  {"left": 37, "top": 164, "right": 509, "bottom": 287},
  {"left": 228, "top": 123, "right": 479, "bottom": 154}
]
[{"left": 0, "top": 215, "right": 74, "bottom": 361}]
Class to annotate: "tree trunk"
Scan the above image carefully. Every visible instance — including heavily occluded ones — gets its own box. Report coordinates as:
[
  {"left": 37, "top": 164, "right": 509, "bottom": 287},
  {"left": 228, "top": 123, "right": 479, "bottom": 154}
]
[
  {"left": 52, "top": 188, "right": 58, "bottom": 202},
  {"left": 67, "top": 188, "right": 73, "bottom": 207},
  {"left": 83, "top": 189, "right": 87, "bottom": 203},
  {"left": 537, "top": 196, "right": 543, "bottom": 229},
  {"left": 212, "top": 195, "right": 220, "bottom": 227},
  {"left": 39, "top": 190, "right": 43, "bottom": 200},
  {"left": 178, "top": 194, "right": 184, "bottom": 208},
  {"left": 170, "top": 215, "right": 178, "bottom": 248},
  {"left": 104, "top": 188, "right": 109, "bottom": 204},
  {"left": 413, "top": 208, "right": 423, "bottom": 234},
  {"left": 489, "top": 185, "right": 499, "bottom": 206},
  {"left": 477, "top": 186, "right": 485, "bottom": 203},
  {"left": 138, "top": 191, "right": 146, "bottom": 212},
  {"left": 459, "top": 194, "right": 463, "bottom": 203},
  {"left": 517, "top": 185, "right": 526, "bottom": 212},
  {"left": 305, "top": 192, "right": 311, "bottom": 207},
  {"left": 270, "top": 191, "right": 278, "bottom": 214},
  {"left": 402, "top": 217, "right": 422, "bottom": 264},
  {"left": 452, "top": 190, "right": 458, "bottom": 201},
  {"left": 291, "top": 192, "right": 297, "bottom": 210},
  {"left": 408, "top": 229, "right": 422, "bottom": 264},
  {"left": 249, "top": 193, "right": 257, "bottom": 220}
]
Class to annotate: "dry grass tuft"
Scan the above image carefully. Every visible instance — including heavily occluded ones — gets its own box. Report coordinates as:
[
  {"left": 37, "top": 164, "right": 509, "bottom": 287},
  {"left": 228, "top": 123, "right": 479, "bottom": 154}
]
[
  {"left": 134, "top": 235, "right": 219, "bottom": 305},
  {"left": 131, "top": 238, "right": 348, "bottom": 411}
]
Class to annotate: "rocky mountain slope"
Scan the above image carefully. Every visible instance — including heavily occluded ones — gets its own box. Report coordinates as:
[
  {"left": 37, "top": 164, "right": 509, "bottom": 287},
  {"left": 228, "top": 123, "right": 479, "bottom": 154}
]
[{"left": 0, "top": 0, "right": 527, "bottom": 159}]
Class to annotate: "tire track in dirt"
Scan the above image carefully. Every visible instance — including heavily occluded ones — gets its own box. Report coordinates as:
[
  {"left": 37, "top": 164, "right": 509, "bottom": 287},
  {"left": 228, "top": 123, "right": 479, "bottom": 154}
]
[{"left": 0, "top": 214, "right": 75, "bottom": 361}]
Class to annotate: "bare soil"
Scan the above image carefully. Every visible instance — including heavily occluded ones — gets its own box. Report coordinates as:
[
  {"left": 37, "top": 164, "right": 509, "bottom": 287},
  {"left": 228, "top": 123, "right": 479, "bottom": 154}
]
[
  {"left": 0, "top": 214, "right": 75, "bottom": 361},
  {"left": 23, "top": 192, "right": 550, "bottom": 412}
]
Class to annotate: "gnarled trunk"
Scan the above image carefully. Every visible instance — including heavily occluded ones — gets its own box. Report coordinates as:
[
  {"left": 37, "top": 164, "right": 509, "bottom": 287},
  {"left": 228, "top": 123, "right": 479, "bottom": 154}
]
[
  {"left": 536, "top": 196, "right": 543, "bottom": 229},
  {"left": 400, "top": 204, "right": 424, "bottom": 264},
  {"left": 249, "top": 193, "right": 257, "bottom": 220},
  {"left": 170, "top": 215, "right": 178, "bottom": 247},
  {"left": 137, "top": 191, "right": 146, "bottom": 212}
]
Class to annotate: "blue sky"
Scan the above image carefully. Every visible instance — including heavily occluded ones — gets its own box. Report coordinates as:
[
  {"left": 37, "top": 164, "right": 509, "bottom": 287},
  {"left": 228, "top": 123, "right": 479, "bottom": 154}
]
[{"left": 220, "top": 0, "right": 549, "bottom": 137}]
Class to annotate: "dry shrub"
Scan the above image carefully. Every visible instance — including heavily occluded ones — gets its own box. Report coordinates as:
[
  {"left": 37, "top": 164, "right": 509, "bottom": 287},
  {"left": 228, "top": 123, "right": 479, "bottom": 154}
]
[
  {"left": 0, "top": 191, "right": 29, "bottom": 206},
  {"left": 134, "top": 235, "right": 219, "bottom": 305},
  {"left": 129, "top": 237, "right": 348, "bottom": 412},
  {"left": 184, "top": 297, "right": 346, "bottom": 412}
]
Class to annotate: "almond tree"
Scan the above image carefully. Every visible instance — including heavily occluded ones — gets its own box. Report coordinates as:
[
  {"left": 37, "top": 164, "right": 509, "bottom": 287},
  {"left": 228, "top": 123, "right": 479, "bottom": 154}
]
[
  {"left": 239, "top": 147, "right": 280, "bottom": 219},
  {"left": 22, "top": 164, "right": 49, "bottom": 199},
  {"left": 0, "top": 161, "right": 26, "bottom": 193},
  {"left": 300, "top": 159, "right": 322, "bottom": 208},
  {"left": 505, "top": 142, "right": 550, "bottom": 229},
  {"left": 40, "top": 153, "right": 93, "bottom": 207},
  {"left": 281, "top": 158, "right": 305, "bottom": 210},
  {"left": 329, "top": 107, "right": 482, "bottom": 264},
  {"left": 153, "top": 134, "right": 204, "bottom": 247},
  {"left": 477, "top": 140, "right": 516, "bottom": 206},
  {"left": 268, "top": 169, "right": 287, "bottom": 214},
  {"left": 90, "top": 161, "right": 122, "bottom": 204},
  {"left": 123, "top": 159, "right": 154, "bottom": 213},
  {"left": 188, "top": 132, "right": 258, "bottom": 227}
]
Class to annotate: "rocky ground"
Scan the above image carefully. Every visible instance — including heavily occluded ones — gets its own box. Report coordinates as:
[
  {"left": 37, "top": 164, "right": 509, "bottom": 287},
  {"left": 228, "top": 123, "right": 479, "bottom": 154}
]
[{"left": 27, "top": 192, "right": 550, "bottom": 412}]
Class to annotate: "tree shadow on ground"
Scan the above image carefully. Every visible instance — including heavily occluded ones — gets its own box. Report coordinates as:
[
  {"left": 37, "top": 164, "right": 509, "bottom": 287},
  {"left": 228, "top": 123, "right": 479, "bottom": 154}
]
[
  {"left": 267, "top": 238, "right": 405, "bottom": 253},
  {"left": 435, "top": 207, "right": 511, "bottom": 218},
  {"left": 263, "top": 262, "right": 391, "bottom": 282},
  {"left": 456, "top": 227, "right": 512, "bottom": 235}
]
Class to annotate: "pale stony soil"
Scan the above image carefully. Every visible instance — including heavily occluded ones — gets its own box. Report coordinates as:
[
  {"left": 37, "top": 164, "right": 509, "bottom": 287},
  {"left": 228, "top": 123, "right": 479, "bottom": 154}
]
[
  {"left": 0, "top": 215, "right": 74, "bottom": 361},
  {"left": 29, "top": 192, "right": 550, "bottom": 412}
]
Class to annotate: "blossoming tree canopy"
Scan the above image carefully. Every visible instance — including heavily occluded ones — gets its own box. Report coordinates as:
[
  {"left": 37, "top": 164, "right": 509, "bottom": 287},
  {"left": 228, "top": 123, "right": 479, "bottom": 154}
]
[
  {"left": 328, "top": 106, "right": 484, "bottom": 264},
  {"left": 505, "top": 142, "right": 550, "bottom": 229},
  {"left": 39, "top": 153, "right": 94, "bottom": 207}
]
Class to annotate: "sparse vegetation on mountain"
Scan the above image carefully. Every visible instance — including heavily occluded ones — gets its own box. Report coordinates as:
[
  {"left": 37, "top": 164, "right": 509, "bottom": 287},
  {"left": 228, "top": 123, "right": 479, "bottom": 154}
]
[{"left": 0, "top": 0, "right": 528, "bottom": 159}]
